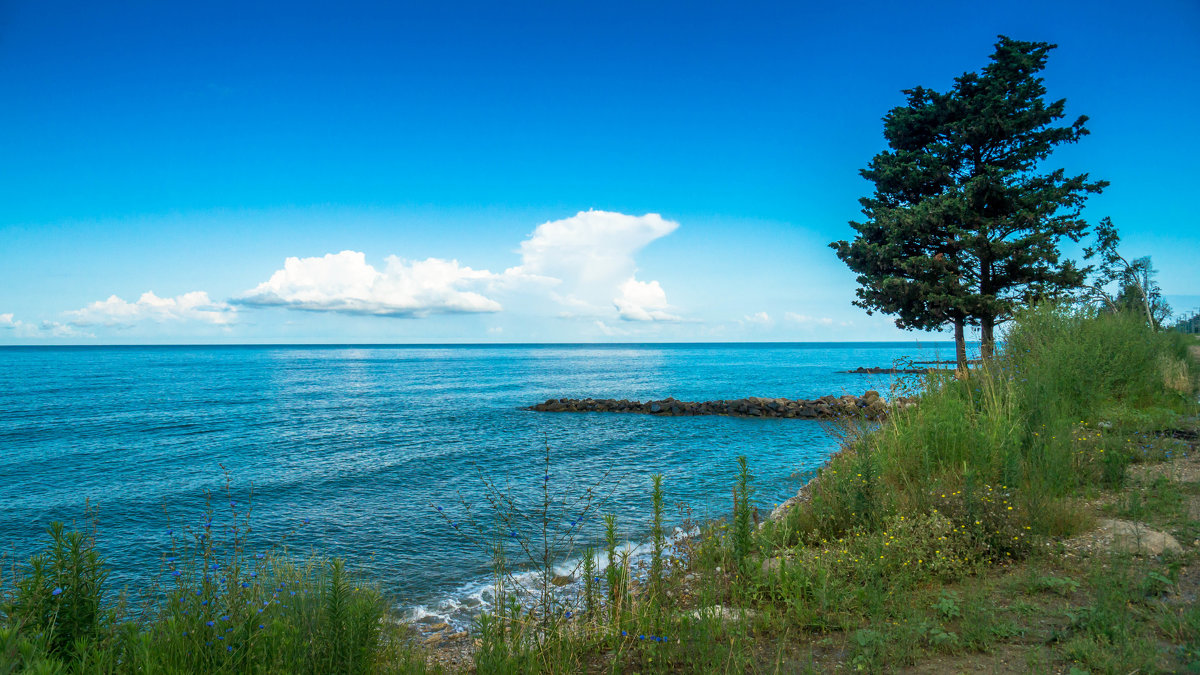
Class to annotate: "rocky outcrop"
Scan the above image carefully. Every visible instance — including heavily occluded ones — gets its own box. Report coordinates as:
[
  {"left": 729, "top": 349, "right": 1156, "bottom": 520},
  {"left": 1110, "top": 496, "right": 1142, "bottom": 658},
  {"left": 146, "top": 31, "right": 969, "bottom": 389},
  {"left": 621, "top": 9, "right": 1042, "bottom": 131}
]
[
  {"left": 841, "top": 366, "right": 930, "bottom": 374},
  {"left": 526, "top": 391, "right": 915, "bottom": 421}
]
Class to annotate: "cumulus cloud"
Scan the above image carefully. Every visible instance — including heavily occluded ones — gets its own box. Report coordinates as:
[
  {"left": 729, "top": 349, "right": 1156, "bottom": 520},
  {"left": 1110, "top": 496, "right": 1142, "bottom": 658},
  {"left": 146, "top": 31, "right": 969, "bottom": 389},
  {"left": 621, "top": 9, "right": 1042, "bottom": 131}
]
[
  {"left": 614, "top": 278, "right": 679, "bottom": 321},
  {"left": 506, "top": 210, "right": 680, "bottom": 321},
  {"left": 785, "top": 312, "right": 834, "bottom": 326},
  {"left": 743, "top": 311, "right": 773, "bottom": 325},
  {"left": 238, "top": 250, "right": 501, "bottom": 317},
  {"left": 67, "top": 291, "right": 236, "bottom": 327}
]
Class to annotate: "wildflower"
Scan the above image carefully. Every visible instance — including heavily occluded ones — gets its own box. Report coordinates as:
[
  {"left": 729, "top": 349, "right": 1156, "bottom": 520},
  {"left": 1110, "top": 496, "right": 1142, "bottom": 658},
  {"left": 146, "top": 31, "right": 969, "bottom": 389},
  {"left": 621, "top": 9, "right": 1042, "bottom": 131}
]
[
  {"left": 207, "top": 621, "right": 215, "bottom": 627},
  {"left": 51, "top": 588, "right": 62, "bottom": 596},
  {"left": 173, "top": 570, "right": 181, "bottom": 577},
  {"left": 258, "top": 624, "right": 265, "bottom": 629}
]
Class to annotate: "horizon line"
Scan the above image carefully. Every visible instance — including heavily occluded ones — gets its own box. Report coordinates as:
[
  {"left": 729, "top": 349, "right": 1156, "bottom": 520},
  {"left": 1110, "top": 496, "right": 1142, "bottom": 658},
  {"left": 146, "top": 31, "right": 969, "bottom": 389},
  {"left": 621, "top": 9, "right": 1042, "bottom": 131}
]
[{"left": 0, "top": 339, "right": 974, "bottom": 349}]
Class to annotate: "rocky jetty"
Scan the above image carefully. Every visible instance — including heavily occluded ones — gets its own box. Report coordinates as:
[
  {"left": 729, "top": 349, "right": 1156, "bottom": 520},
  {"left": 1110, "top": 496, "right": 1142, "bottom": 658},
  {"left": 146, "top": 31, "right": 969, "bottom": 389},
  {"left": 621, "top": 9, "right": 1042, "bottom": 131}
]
[
  {"left": 841, "top": 366, "right": 929, "bottom": 374},
  {"left": 526, "top": 390, "right": 915, "bottom": 420}
]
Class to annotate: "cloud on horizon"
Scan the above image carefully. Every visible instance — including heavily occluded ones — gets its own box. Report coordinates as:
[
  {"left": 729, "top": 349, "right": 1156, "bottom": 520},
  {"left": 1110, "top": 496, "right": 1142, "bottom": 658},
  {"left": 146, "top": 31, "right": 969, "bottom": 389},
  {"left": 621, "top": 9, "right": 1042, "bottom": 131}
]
[
  {"left": 785, "top": 312, "right": 834, "bottom": 326},
  {"left": 237, "top": 251, "right": 501, "bottom": 317},
  {"left": 2, "top": 312, "right": 87, "bottom": 337},
  {"left": 66, "top": 291, "right": 236, "bottom": 327},
  {"left": 236, "top": 210, "right": 682, "bottom": 324}
]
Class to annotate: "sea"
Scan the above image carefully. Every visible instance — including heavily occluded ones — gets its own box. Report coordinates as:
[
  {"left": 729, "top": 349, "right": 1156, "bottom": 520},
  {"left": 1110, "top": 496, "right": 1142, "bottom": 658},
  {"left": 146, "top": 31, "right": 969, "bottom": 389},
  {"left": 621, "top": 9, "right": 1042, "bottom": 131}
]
[{"left": 0, "top": 342, "right": 957, "bottom": 625}]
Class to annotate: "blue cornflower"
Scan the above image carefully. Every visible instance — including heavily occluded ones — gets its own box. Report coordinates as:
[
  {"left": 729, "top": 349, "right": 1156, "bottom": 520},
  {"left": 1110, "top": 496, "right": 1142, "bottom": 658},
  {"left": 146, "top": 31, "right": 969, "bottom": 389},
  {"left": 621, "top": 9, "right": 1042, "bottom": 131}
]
[
  {"left": 172, "top": 570, "right": 181, "bottom": 577},
  {"left": 638, "top": 634, "right": 645, "bottom": 640},
  {"left": 436, "top": 506, "right": 443, "bottom": 511},
  {"left": 206, "top": 621, "right": 215, "bottom": 627},
  {"left": 510, "top": 531, "right": 517, "bottom": 538},
  {"left": 227, "top": 646, "right": 232, "bottom": 652},
  {"left": 241, "top": 582, "right": 249, "bottom": 588},
  {"left": 621, "top": 631, "right": 627, "bottom": 636},
  {"left": 218, "top": 636, "right": 224, "bottom": 640},
  {"left": 569, "top": 521, "right": 576, "bottom": 527},
  {"left": 289, "top": 590, "right": 295, "bottom": 596},
  {"left": 303, "top": 519, "right": 310, "bottom": 524},
  {"left": 544, "top": 474, "right": 550, "bottom": 481},
  {"left": 255, "top": 553, "right": 264, "bottom": 559},
  {"left": 221, "top": 615, "right": 229, "bottom": 621},
  {"left": 258, "top": 624, "right": 264, "bottom": 629},
  {"left": 51, "top": 588, "right": 62, "bottom": 596},
  {"left": 202, "top": 600, "right": 208, "bottom": 606},
  {"left": 182, "top": 631, "right": 187, "bottom": 636}
]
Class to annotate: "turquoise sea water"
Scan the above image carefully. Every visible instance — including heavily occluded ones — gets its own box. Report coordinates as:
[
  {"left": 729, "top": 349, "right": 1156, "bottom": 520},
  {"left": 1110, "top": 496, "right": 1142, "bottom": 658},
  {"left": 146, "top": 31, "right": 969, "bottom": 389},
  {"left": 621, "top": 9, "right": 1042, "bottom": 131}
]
[{"left": 0, "top": 343, "right": 956, "bottom": 623}]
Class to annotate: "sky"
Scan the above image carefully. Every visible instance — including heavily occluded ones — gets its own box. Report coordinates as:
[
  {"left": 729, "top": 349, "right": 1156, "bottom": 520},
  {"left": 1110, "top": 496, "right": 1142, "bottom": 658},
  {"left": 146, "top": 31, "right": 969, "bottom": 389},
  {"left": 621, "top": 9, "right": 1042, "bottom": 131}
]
[{"left": 1, "top": 0, "right": 1197, "bottom": 344}]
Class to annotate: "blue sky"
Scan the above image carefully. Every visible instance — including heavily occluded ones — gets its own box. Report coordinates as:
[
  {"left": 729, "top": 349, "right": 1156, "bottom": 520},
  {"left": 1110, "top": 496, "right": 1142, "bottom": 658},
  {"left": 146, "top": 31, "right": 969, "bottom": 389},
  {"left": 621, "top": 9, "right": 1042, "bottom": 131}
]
[{"left": 2, "top": 0, "right": 1197, "bottom": 344}]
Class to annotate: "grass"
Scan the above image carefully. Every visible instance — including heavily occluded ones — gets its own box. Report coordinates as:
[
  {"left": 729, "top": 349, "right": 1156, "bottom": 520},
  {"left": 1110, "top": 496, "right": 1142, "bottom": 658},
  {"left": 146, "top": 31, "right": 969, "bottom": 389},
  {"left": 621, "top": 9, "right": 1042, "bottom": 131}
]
[{"left": 3, "top": 304, "right": 1197, "bottom": 673}]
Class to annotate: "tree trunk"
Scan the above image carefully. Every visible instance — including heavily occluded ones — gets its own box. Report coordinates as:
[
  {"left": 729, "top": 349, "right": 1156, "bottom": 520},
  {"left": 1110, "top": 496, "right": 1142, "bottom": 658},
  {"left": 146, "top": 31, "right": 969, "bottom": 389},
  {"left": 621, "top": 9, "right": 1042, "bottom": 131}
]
[
  {"left": 980, "top": 315, "right": 995, "bottom": 361},
  {"left": 954, "top": 317, "right": 968, "bottom": 378}
]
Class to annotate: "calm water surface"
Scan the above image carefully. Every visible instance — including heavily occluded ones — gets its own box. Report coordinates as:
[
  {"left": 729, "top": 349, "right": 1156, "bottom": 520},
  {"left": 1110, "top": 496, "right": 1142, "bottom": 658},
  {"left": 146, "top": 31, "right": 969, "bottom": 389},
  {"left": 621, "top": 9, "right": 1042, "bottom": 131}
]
[{"left": 0, "top": 343, "right": 956, "bottom": 621}]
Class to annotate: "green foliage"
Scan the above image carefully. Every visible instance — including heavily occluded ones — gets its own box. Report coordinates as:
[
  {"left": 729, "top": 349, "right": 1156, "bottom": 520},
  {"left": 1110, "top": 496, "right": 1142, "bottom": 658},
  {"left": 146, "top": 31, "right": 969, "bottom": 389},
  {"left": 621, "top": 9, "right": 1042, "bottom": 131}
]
[
  {"left": 2, "top": 522, "right": 112, "bottom": 662},
  {"left": 0, "top": 500, "right": 415, "bottom": 674},
  {"left": 649, "top": 474, "right": 666, "bottom": 601},
  {"left": 832, "top": 36, "right": 1107, "bottom": 360},
  {"left": 732, "top": 456, "right": 754, "bottom": 572}
]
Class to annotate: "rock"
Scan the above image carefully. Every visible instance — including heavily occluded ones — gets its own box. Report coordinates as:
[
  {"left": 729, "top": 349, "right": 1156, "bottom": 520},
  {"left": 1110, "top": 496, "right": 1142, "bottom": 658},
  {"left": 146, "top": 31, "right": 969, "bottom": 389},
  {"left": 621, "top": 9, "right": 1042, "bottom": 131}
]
[
  {"left": 1102, "top": 519, "right": 1183, "bottom": 555},
  {"left": 424, "top": 622, "right": 450, "bottom": 632},
  {"left": 526, "top": 392, "right": 903, "bottom": 420},
  {"left": 691, "top": 605, "right": 757, "bottom": 622},
  {"left": 760, "top": 555, "right": 793, "bottom": 575},
  {"left": 447, "top": 631, "right": 469, "bottom": 640},
  {"left": 550, "top": 574, "right": 574, "bottom": 587}
]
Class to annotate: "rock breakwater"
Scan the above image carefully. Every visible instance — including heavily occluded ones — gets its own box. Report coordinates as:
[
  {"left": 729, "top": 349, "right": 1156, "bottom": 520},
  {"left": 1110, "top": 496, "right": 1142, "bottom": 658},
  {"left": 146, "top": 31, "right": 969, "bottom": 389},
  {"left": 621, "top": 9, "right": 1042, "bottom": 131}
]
[{"left": 527, "top": 390, "right": 915, "bottom": 420}]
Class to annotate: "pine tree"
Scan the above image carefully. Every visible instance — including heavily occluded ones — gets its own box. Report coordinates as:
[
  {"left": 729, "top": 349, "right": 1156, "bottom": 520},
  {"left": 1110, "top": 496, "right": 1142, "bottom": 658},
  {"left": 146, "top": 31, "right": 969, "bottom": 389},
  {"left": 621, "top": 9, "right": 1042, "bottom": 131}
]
[{"left": 833, "top": 36, "right": 1107, "bottom": 365}]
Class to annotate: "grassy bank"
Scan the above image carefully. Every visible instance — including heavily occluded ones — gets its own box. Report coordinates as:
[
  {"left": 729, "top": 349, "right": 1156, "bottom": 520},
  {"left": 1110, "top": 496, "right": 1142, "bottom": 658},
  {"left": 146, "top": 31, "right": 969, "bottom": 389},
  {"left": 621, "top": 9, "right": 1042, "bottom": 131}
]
[{"left": 3, "top": 305, "right": 1197, "bottom": 673}]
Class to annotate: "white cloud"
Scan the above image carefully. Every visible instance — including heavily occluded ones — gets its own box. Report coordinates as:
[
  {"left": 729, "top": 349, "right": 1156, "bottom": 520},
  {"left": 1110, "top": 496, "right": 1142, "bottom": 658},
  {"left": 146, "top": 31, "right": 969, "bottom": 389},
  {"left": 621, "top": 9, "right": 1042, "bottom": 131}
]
[
  {"left": 785, "top": 312, "right": 835, "bottom": 326},
  {"left": 743, "top": 311, "right": 773, "bottom": 325},
  {"left": 614, "top": 278, "right": 679, "bottom": 321},
  {"left": 506, "top": 210, "right": 680, "bottom": 321},
  {"left": 67, "top": 291, "right": 236, "bottom": 327},
  {"left": 593, "top": 320, "right": 632, "bottom": 336},
  {"left": 2, "top": 313, "right": 87, "bottom": 338},
  {"left": 238, "top": 251, "right": 501, "bottom": 317}
]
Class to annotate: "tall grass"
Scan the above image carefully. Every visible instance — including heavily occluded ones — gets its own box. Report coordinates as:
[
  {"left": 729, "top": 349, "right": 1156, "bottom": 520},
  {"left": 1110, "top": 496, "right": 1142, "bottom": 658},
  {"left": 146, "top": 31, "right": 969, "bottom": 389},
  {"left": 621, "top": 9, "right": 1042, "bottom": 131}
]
[
  {"left": 0, "top": 491, "right": 425, "bottom": 674},
  {"left": 775, "top": 304, "right": 1196, "bottom": 548}
]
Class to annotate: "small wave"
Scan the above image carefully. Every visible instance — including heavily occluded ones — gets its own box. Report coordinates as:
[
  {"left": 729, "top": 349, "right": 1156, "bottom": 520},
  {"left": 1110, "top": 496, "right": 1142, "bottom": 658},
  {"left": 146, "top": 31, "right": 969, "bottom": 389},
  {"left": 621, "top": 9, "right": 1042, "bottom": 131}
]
[{"left": 397, "top": 525, "right": 698, "bottom": 631}]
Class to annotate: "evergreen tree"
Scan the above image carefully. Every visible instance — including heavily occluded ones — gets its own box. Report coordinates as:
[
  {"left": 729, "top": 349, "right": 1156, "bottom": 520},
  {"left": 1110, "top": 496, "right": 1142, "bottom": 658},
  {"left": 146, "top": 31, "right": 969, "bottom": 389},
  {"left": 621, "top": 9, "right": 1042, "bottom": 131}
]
[{"left": 833, "top": 36, "right": 1107, "bottom": 365}]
